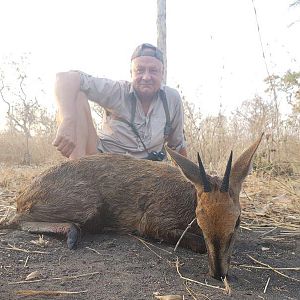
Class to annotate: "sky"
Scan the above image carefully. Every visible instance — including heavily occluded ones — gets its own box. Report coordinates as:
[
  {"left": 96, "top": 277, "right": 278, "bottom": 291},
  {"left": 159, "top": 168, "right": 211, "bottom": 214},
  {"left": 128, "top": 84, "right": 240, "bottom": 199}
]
[{"left": 0, "top": 0, "right": 300, "bottom": 128}]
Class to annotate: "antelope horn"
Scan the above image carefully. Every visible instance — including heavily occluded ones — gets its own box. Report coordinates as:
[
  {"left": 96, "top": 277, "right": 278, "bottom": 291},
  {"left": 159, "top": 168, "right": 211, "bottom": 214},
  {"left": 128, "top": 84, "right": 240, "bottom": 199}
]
[
  {"left": 197, "top": 153, "right": 212, "bottom": 192},
  {"left": 220, "top": 151, "right": 233, "bottom": 193}
]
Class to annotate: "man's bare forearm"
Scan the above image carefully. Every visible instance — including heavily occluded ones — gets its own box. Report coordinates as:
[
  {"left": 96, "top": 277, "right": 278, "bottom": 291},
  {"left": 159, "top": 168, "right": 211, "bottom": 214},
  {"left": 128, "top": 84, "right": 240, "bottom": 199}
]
[
  {"left": 55, "top": 71, "right": 81, "bottom": 120},
  {"left": 53, "top": 71, "right": 82, "bottom": 158}
]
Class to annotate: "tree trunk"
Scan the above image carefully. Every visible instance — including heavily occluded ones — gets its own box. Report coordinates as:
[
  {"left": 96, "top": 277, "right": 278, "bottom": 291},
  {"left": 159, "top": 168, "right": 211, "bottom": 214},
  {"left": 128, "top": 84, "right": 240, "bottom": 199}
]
[
  {"left": 157, "top": 0, "right": 167, "bottom": 84},
  {"left": 23, "top": 133, "right": 31, "bottom": 165}
]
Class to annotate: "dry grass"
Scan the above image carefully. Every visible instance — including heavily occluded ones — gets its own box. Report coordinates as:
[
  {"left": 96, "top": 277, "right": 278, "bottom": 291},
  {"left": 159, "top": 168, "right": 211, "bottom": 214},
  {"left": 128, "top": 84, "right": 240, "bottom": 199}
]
[
  {"left": 0, "top": 131, "right": 61, "bottom": 165},
  {"left": 0, "top": 164, "right": 56, "bottom": 221},
  {"left": 241, "top": 174, "right": 300, "bottom": 231}
]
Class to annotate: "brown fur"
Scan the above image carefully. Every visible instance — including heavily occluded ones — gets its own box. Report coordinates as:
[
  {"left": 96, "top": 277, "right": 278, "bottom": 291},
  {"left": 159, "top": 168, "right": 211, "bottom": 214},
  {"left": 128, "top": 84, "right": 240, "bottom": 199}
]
[
  {"left": 6, "top": 154, "right": 205, "bottom": 253},
  {"left": 0, "top": 134, "right": 263, "bottom": 279}
]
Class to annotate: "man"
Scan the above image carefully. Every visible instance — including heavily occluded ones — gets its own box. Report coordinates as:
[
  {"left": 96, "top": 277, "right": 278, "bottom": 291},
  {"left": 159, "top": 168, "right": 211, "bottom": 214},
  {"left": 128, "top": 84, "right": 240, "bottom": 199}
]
[{"left": 53, "top": 43, "right": 187, "bottom": 160}]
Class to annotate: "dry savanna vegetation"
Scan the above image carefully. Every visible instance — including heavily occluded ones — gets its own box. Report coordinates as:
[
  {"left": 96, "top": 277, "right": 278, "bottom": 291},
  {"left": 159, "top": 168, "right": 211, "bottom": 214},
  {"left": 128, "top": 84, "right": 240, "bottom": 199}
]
[{"left": 0, "top": 58, "right": 299, "bottom": 299}]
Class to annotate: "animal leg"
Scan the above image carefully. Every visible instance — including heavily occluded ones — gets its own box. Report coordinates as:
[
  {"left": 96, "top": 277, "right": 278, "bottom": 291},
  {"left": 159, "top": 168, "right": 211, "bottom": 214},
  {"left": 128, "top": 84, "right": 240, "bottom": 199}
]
[{"left": 20, "top": 221, "right": 79, "bottom": 250}]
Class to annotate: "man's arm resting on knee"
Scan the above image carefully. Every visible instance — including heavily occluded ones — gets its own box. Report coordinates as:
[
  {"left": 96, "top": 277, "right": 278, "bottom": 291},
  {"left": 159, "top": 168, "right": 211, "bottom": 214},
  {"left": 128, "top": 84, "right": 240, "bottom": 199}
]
[{"left": 53, "top": 71, "right": 81, "bottom": 157}]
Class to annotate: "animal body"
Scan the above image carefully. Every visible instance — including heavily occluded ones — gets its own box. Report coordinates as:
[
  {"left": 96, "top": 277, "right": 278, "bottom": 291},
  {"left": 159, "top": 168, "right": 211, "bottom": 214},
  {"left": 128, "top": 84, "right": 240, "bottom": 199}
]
[{"left": 0, "top": 134, "right": 263, "bottom": 279}]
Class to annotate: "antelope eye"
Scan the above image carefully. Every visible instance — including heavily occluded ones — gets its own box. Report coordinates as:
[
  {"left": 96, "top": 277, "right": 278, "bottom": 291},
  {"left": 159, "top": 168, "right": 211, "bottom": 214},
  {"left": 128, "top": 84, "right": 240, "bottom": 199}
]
[{"left": 235, "top": 216, "right": 241, "bottom": 228}]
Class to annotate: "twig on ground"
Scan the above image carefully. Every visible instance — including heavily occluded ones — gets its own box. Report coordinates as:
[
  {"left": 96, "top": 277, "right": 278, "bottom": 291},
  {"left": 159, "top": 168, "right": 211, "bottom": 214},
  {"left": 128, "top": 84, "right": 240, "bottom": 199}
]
[
  {"left": 0, "top": 243, "right": 49, "bottom": 254},
  {"left": 263, "top": 277, "right": 270, "bottom": 294},
  {"left": 86, "top": 246, "right": 101, "bottom": 255},
  {"left": 238, "top": 264, "right": 300, "bottom": 271},
  {"left": 183, "top": 281, "right": 212, "bottom": 300},
  {"left": 147, "top": 241, "right": 173, "bottom": 254},
  {"left": 130, "top": 234, "right": 172, "bottom": 260},
  {"left": 242, "top": 215, "right": 299, "bottom": 231},
  {"left": 9, "top": 271, "right": 100, "bottom": 285},
  {"left": 15, "top": 289, "right": 88, "bottom": 296},
  {"left": 241, "top": 188, "right": 255, "bottom": 201},
  {"left": 272, "top": 177, "right": 298, "bottom": 197},
  {"left": 130, "top": 234, "right": 172, "bottom": 255},
  {"left": 133, "top": 236, "right": 163, "bottom": 260},
  {"left": 153, "top": 293, "right": 183, "bottom": 300},
  {"left": 175, "top": 257, "right": 227, "bottom": 293},
  {"left": 24, "top": 256, "right": 29, "bottom": 268},
  {"left": 259, "top": 227, "right": 277, "bottom": 237},
  {"left": 183, "top": 283, "right": 197, "bottom": 300},
  {"left": 278, "top": 231, "right": 300, "bottom": 237},
  {"left": 247, "top": 255, "right": 300, "bottom": 282},
  {"left": 174, "top": 218, "right": 196, "bottom": 252},
  {"left": 240, "top": 225, "right": 252, "bottom": 231}
]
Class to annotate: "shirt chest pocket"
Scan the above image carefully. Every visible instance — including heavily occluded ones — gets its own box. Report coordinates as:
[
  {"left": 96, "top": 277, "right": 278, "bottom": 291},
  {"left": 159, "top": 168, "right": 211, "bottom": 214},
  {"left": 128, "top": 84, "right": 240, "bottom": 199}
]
[{"left": 149, "top": 114, "right": 168, "bottom": 140}]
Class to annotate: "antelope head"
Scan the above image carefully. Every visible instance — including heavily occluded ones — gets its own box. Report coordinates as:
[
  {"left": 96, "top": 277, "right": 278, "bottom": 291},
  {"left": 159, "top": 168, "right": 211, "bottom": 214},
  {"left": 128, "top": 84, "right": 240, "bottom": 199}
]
[{"left": 166, "top": 134, "right": 263, "bottom": 280}]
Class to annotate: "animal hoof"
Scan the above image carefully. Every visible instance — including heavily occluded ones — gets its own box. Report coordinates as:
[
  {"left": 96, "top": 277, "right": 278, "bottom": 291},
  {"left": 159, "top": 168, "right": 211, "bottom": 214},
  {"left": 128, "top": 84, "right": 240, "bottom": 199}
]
[{"left": 67, "top": 224, "right": 79, "bottom": 249}]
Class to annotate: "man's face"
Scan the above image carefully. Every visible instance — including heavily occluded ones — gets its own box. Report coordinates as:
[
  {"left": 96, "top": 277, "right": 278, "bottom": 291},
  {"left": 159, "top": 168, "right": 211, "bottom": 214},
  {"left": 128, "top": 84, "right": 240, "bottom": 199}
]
[{"left": 131, "top": 56, "right": 163, "bottom": 100}]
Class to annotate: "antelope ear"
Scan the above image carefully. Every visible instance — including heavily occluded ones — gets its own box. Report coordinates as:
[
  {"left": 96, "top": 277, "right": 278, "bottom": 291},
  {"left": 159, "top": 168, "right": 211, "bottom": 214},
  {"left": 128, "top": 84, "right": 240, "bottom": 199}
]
[
  {"left": 166, "top": 146, "right": 202, "bottom": 186},
  {"left": 229, "top": 133, "right": 264, "bottom": 196}
]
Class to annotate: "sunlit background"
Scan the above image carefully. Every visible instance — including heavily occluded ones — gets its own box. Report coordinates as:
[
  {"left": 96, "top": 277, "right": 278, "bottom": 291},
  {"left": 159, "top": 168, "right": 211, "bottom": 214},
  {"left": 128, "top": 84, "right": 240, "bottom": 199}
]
[{"left": 0, "top": 0, "right": 300, "bottom": 129}]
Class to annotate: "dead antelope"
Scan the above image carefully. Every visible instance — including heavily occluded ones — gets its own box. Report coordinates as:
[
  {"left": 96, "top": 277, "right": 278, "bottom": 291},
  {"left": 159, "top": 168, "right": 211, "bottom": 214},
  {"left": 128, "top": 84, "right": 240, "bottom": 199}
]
[{"left": 0, "top": 134, "right": 263, "bottom": 279}]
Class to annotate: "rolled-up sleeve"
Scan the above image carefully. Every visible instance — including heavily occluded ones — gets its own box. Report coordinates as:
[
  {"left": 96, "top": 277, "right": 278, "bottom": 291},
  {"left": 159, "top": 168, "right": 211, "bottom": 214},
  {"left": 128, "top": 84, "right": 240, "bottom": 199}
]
[{"left": 77, "top": 71, "right": 124, "bottom": 111}]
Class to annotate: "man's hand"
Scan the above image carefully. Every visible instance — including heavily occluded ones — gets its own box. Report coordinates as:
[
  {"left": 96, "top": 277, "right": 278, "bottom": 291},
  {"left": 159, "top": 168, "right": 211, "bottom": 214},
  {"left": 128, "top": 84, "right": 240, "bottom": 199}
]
[{"left": 53, "top": 119, "right": 77, "bottom": 158}]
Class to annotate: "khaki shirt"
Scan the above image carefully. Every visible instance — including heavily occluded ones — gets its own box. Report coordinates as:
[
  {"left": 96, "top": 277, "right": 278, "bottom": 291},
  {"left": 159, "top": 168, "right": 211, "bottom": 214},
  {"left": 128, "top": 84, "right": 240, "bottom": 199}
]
[{"left": 78, "top": 71, "right": 186, "bottom": 159}]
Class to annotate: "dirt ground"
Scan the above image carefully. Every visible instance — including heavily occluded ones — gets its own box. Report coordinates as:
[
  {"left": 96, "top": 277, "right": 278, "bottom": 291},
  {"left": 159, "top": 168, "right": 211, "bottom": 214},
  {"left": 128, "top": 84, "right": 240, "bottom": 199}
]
[
  {"left": 0, "top": 224, "right": 299, "bottom": 300},
  {"left": 0, "top": 167, "right": 299, "bottom": 300}
]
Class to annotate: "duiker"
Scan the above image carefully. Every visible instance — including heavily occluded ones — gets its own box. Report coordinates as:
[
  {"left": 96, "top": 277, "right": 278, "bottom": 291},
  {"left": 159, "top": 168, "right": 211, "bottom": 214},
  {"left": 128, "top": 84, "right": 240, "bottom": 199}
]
[{"left": 0, "top": 134, "right": 263, "bottom": 279}]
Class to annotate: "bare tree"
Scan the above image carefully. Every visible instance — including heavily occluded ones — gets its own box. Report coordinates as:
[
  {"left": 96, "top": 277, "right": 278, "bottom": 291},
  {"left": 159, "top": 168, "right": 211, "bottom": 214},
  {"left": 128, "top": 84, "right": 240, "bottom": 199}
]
[
  {"left": 290, "top": 1, "right": 300, "bottom": 7},
  {"left": 0, "top": 56, "right": 46, "bottom": 164},
  {"left": 278, "top": 70, "right": 300, "bottom": 113},
  {"left": 90, "top": 102, "right": 104, "bottom": 132}
]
